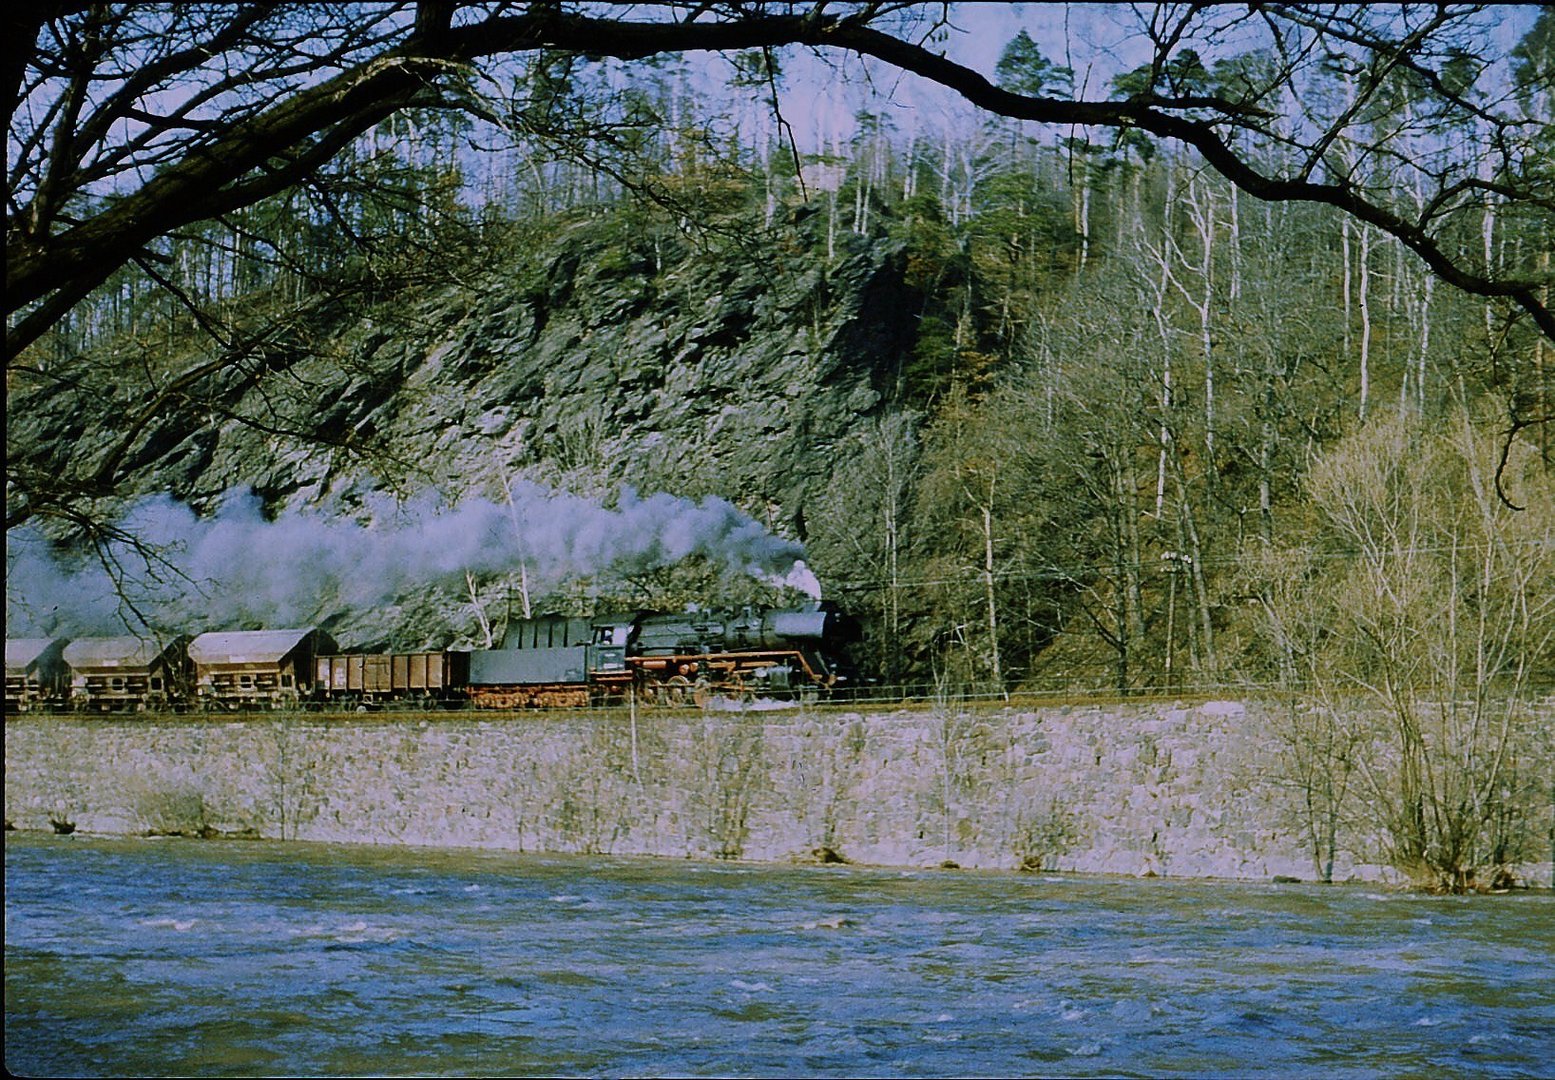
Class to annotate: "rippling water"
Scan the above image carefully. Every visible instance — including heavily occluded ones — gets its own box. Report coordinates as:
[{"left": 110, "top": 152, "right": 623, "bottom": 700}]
[{"left": 5, "top": 833, "right": 1552, "bottom": 1078}]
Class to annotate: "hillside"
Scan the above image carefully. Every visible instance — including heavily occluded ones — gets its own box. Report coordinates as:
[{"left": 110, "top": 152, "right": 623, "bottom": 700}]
[
  {"left": 7, "top": 209, "right": 922, "bottom": 650},
  {"left": 7, "top": 176, "right": 1552, "bottom": 694}
]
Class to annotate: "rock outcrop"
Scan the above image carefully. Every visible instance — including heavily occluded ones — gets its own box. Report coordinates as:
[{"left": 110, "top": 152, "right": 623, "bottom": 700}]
[{"left": 9, "top": 213, "right": 925, "bottom": 645}]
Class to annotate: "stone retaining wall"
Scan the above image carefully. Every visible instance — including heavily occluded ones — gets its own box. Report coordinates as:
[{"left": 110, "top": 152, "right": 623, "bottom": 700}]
[{"left": 7, "top": 700, "right": 1552, "bottom": 884}]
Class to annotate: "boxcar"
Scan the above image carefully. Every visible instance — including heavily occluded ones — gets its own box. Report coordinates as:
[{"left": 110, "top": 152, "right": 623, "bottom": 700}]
[
  {"left": 60, "top": 635, "right": 191, "bottom": 712},
  {"left": 314, "top": 650, "right": 470, "bottom": 707},
  {"left": 5, "top": 638, "right": 70, "bottom": 713},
  {"left": 188, "top": 628, "right": 336, "bottom": 710}
]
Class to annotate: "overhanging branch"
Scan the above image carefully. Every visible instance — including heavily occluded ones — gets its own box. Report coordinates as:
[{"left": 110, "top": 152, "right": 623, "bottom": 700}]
[{"left": 8, "top": 3, "right": 1554, "bottom": 360}]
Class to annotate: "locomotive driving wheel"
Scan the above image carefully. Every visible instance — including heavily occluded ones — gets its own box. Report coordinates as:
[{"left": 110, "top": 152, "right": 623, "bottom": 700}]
[{"left": 663, "top": 674, "right": 692, "bottom": 707}]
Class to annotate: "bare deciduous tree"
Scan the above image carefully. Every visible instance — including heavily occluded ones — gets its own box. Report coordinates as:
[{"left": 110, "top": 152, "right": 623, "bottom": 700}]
[{"left": 1253, "top": 406, "right": 1555, "bottom": 890}]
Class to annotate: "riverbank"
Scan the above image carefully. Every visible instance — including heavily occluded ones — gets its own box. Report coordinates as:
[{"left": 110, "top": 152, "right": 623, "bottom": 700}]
[{"left": 6, "top": 700, "right": 1552, "bottom": 885}]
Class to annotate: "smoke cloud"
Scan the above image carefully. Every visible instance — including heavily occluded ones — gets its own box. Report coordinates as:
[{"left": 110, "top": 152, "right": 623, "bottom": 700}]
[{"left": 5, "top": 483, "right": 815, "bottom": 635}]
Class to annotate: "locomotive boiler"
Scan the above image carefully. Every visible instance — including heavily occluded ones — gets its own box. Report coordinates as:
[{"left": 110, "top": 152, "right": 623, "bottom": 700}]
[
  {"left": 629, "top": 607, "right": 846, "bottom": 702},
  {"left": 464, "top": 603, "right": 857, "bottom": 708}
]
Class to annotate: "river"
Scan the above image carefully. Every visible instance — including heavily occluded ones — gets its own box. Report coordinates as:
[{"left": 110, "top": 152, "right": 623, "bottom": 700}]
[{"left": 5, "top": 833, "right": 1552, "bottom": 1077}]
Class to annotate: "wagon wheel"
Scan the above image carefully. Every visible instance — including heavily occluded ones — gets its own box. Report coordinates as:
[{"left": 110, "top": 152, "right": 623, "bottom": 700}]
[{"left": 664, "top": 674, "right": 692, "bottom": 707}]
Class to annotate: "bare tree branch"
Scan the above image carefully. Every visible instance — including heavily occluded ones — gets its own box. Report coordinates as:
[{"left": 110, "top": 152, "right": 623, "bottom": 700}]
[{"left": 8, "top": 3, "right": 1553, "bottom": 363}]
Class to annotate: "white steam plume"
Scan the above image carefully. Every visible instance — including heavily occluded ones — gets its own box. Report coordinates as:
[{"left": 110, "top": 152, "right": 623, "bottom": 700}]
[
  {"left": 764, "top": 559, "right": 822, "bottom": 601},
  {"left": 5, "top": 483, "right": 814, "bottom": 635}
]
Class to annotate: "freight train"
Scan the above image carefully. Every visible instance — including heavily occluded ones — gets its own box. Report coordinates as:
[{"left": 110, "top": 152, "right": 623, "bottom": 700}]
[{"left": 5, "top": 604, "right": 858, "bottom": 713}]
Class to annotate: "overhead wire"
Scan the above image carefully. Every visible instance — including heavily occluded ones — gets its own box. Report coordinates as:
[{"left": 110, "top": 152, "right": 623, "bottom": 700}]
[{"left": 818, "top": 536, "right": 1554, "bottom": 595}]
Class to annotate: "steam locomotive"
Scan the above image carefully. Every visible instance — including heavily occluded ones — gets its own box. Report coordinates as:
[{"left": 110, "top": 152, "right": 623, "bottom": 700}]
[
  {"left": 6, "top": 604, "right": 859, "bottom": 712},
  {"left": 325, "top": 604, "right": 857, "bottom": 709}
]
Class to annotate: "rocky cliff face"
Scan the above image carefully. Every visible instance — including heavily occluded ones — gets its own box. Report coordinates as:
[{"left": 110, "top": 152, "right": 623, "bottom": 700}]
[
  {"left": 8, "top": 212, "right": 923, "bottom": 646},
  {"left": 336, "top": 216, "right": 917, "bottom": 516}
]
